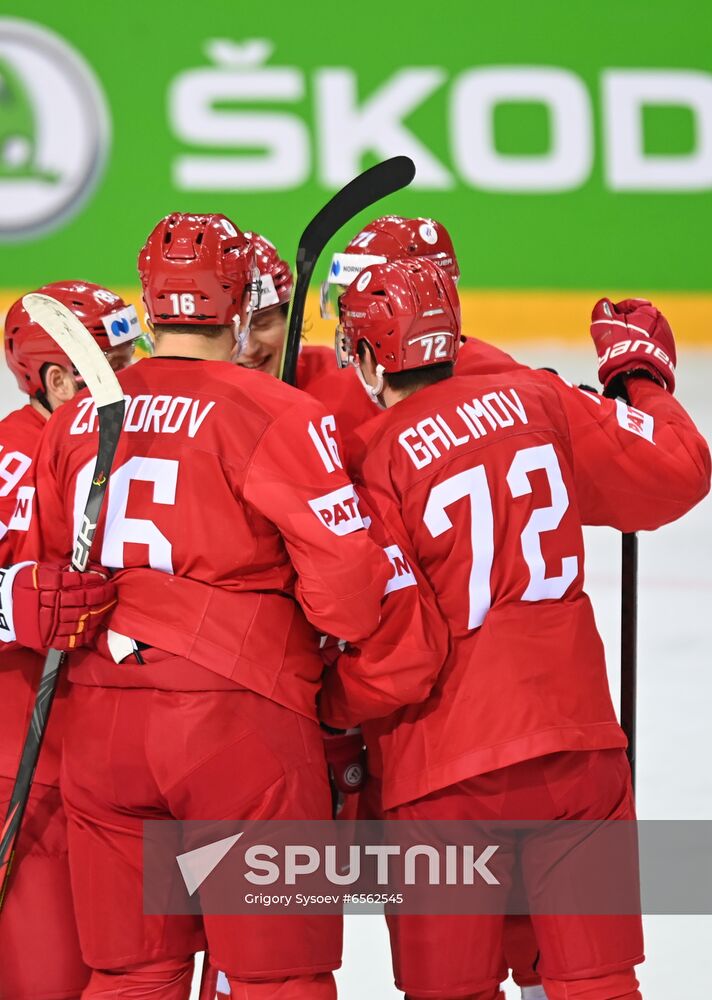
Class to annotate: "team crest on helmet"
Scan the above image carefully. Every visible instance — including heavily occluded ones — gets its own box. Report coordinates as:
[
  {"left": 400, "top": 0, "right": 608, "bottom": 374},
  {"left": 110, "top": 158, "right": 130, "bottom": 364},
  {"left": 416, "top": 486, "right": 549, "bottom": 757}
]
[{"left": 419, "top": 222, "right": 439, "bottom": 245}]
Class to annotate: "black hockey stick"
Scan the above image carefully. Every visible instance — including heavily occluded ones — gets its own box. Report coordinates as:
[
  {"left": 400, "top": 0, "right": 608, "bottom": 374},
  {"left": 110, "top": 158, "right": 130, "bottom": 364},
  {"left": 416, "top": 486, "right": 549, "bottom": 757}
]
[
  {"left": 0, "top": 294, "right": 125, "bottom": 910},
  {"left": 279, "top": 155, "right": 416, "bottom": 387},
  {"left": 619, "top": 532, "right": 638, "bottom": 789},
  {"left": 604, "top": 380, "right": 638, "bottom": 790},
  {"left": 197, "top": 958, "right": 219, "bottom": 1000}
]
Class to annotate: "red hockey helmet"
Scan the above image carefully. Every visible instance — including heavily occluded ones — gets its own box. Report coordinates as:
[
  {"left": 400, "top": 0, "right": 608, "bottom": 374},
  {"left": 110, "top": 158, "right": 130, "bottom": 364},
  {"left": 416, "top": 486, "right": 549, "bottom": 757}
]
[
  {"left": 322, "top": 215, "right": 459, "bottom": 319},
  {"left": 336, "top": 258, "right": 461, "bottom": 391},
  {"left": 244, "top": 232, "right": 293, "bottom": 309},
  {"left": 4, "top": 280, "right": 142, "bottom": 397},
  {"left": 138, "top": 213, "right": 258, "bottom": 330}
]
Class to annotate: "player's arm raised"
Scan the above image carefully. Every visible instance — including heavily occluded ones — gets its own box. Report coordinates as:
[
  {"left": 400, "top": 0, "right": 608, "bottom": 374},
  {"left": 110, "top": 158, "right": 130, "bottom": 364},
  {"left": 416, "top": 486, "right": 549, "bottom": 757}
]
[
  {"left": 319, "top": 481, "right": 449, "bottom": 730},
  {"left": 242, "top": 394, "right": 391, "bottom": 642},
  {"left": 556, "top": 298, "right": 710, "bottom": 531}
]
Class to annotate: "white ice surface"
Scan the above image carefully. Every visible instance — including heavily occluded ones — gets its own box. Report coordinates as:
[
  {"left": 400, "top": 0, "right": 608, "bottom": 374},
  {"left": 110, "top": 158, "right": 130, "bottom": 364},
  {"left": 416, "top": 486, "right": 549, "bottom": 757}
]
[{"left": 1, "top": 346, "right": 708, "bottom": 999}]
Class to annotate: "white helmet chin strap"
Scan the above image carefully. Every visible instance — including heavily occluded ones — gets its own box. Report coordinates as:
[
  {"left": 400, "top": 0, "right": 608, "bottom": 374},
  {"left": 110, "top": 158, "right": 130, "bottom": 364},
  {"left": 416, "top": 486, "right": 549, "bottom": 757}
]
[
  {"left": 355, "top": 362, "right": 386, "bottom": 410},
  {"left": 233, "top": 315, "right": 249, "bottom": 356}
]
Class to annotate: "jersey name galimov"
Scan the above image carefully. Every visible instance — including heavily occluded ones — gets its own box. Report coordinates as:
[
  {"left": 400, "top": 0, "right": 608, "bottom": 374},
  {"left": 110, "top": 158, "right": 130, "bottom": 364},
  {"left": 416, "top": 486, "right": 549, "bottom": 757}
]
[
  {"left": 69, "top": 395, "right": 215, "bottom": 439},
  {"left": 398, "top": 388, "right": 529, "bottom": 470}
]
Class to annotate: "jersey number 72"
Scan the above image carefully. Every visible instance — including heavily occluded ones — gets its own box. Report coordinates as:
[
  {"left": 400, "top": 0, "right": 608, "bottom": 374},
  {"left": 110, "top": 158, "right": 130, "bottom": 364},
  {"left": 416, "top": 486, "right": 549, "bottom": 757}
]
[{"left": 423, "top": 443, "right": 579, "bottom": 629}]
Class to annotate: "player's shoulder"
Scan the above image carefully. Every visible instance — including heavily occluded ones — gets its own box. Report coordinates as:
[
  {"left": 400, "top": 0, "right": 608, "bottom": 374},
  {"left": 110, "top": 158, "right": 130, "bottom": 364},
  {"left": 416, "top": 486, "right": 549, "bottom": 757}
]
[
  {"left": 298, "top": 344, "right": 335, "bottom": 389},
  {"left": 124, "top": 356, "right": 317, "bottom": 418},
  {"left": 353, "top": 370, "right": 569, "bottom": 469},
  {"left": 0, "top": 403, "right": 45, "bottom": 450},
  {"left": 350, "top": 383, "right": 445, "bottom": 476},
  {"left": 305, "top": 363, "right": 379, "bottom": 422},
  {"left": 457, "top": 335, "right": 526, "bottom": 375},
  {"left": 453, "top": 366, "right": 576, "bottom": 427},
  {"left": 201, "top": 360, "right": 336, "bottom": 441}
]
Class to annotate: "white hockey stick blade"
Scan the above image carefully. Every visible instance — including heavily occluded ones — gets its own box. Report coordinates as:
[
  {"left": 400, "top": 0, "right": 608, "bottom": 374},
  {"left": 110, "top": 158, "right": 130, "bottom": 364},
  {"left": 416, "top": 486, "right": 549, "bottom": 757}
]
[{"left": 22, "top": 293, "right": 124, "bottom": 408}]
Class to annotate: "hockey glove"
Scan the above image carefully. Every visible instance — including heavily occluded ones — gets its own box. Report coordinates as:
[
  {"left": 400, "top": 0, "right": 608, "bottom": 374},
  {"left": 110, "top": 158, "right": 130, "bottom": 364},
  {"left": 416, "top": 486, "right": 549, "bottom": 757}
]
[
  {"left": 590, "top": 297, "right": 677, "bottom": 394},
  {"left": 0, "top": 562, "right": 116, "bottom": 651}
]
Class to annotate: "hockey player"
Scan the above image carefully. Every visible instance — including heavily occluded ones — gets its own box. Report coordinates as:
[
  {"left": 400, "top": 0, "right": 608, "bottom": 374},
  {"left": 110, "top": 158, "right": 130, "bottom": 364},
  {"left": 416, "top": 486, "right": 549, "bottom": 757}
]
[
  {"left": 319, "top": 214, "right": 527, "bottom": 377},
  {"left": 320, "top": 258, "right": 711, "bottom": 1000},
  {"left": 0, "top": 281, "right": 138, "bottom": 999},
  {"left": 238, "top": 221, "right": 545, "bottom": 994},
  {"left": 322, "top": 215, "right": 552, "bottom": 997},
  {"left": 19, "top": 213, "right": 405, "bottom": 1000},
  {"left": 234, "top": 231, "right": 334, "bottom": 383}
]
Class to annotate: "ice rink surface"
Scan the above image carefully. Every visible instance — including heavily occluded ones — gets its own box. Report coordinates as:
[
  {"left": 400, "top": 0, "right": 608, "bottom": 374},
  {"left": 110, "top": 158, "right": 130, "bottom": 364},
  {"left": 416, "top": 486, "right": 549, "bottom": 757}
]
[{"left": 1, "top": 343, "right": 709, "bottom": 1000}]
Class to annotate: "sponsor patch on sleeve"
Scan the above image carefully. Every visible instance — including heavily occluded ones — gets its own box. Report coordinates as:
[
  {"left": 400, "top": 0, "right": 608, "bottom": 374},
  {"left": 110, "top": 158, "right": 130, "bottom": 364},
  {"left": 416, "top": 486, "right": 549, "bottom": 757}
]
[
  {"left": 8, "top": 485, "right": 35, "bottom": 533},
  {"left": 102, "top": 304, "right": 141, "bottom": 346},
  {"left": 615, "top": 399, "right": 655, "bottom": 443},
  {"left": 308, "top": 484, "right": 365, "bottom": 536},
  {"left": 383, "top": 544, "right": 417, "bottom": 595}
]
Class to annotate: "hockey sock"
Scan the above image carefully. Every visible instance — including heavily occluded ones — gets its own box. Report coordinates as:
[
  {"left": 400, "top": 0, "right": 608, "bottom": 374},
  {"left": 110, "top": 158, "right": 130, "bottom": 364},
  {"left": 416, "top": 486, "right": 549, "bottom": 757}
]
[
  {"left": 542, "top": 969, "right": 641, "bottom": 1000},
  {"left": 226, "top": 973, "right": 337, "bottom": 999},
  {"left": 82, "top": 957, "right": 193, "bottom": 998}
]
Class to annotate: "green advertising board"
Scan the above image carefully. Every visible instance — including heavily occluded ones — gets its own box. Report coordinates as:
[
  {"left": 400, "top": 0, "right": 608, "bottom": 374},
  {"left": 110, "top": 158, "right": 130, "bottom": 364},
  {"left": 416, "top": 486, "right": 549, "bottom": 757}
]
[{"left": 1, "top": 0, "right": 711, "bottom": 340}]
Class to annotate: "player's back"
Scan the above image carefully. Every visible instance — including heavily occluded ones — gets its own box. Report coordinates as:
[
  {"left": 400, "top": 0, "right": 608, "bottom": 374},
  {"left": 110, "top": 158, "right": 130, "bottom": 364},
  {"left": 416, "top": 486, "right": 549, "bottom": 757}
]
[
  {"left": 43, "top": 358, "right": 314, "bottom": 592},
  {"left": 356, "top": 369, "right": 624, "bottom": 808},
  {"left": 362, "top": 369, "right": 585, "bottom": 632},
  {"left": 28, "top": 356, "right": 388, "bottom": 713}
]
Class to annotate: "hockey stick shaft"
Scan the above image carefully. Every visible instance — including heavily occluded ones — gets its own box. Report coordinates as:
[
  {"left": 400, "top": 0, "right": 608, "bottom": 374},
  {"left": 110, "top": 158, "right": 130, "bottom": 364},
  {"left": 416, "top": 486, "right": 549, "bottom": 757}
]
[
  {"left": 280, "top": 155, "right": 416, "bottom": 386},
  {"left": 0, "top": 294, "right": 125, "bottom": 910},
  {"left": 198, "top": 956, "right": 219, "bottom": 999},
  {"left": 620, "top": 532, "right": 638, "bottom": 789},
  {"left": 603, "top": 379, "right": 638, "bottom": 790}
]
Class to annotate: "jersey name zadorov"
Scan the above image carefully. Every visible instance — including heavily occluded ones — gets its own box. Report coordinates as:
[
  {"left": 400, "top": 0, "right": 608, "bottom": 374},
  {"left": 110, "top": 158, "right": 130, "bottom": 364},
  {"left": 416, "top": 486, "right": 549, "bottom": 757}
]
[{"left": 70, "top": 395, "right": 215, "bottom": 439}]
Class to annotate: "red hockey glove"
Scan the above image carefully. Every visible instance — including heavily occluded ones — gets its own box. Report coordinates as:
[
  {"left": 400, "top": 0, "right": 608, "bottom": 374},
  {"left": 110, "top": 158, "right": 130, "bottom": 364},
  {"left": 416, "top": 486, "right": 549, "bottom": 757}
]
[
  {"left": 0, "top": 562, "right": 116, "bottom": 651},
  {"left": 322, "top": 728, "right": 366, "bottom": 796},
  {"left": 590, "top": 297, "right": 677, "bottom": 394}
]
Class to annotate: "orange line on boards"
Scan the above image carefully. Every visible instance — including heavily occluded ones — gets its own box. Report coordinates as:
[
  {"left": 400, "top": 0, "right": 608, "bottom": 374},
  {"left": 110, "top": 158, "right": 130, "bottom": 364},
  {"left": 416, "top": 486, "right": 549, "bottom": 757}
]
[{"left": 1, "top": 289, "right": 711, "bottom": 346}]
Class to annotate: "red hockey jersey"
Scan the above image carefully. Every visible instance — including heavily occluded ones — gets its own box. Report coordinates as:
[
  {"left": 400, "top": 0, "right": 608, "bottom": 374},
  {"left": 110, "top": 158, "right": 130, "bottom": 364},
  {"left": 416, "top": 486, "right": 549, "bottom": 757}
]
[
  {"left": 23, "top": 357, "right": 391, "bottom": 718},
  {"left": 0, "top": 404, "right": 71, "bottom": 786},
  {"left": 320, "top": 371, "right": 710, "bottom": 808}
]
